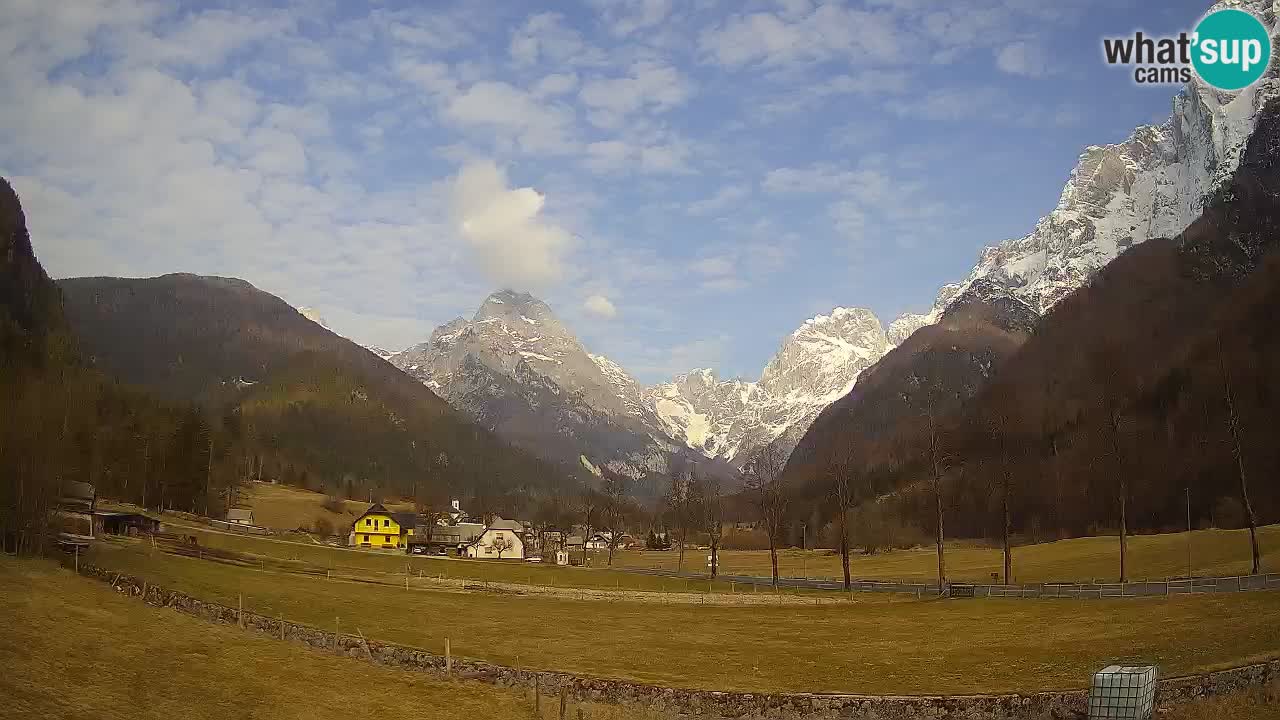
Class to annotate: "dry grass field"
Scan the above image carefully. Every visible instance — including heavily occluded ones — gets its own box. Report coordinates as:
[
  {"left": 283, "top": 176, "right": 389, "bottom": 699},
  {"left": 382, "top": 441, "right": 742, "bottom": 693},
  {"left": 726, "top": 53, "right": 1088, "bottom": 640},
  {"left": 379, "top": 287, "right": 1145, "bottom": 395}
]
[
  {"left": 238, "top": 482, "right": 414, "bottom": 532},
  {"left": 80, "top": 538, "right": 1280, "bottom": 696},
  {"left": 0, "top": 556, "right": 657, "bottom": 720},
  {"left": 611, "top": 525, "right": 1280, "bottom": 583}
]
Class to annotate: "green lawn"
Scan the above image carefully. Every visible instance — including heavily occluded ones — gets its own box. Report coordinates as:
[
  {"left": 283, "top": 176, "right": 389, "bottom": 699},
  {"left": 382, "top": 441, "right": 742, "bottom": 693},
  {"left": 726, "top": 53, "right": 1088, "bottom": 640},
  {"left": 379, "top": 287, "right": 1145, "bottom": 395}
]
[
  {"left": 81, "top": 539, "right": 1280, "bottom": 696},
  {"left": 612, "top": 525, "right": 1280, "bottom": 584}
]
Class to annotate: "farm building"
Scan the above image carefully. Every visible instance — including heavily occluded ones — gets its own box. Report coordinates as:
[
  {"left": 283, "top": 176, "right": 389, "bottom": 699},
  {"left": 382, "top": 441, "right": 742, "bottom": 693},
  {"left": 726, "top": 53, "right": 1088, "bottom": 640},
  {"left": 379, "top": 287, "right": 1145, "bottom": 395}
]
[
  {"left": 93, "top": 511, "right": 162, "bottom": 537},
  {"left": 349, "top": 503, "right": 417, "bottom": 549},
  {"left": 53, "top": 481, "right": 97, "bottom": 545},
  {"left": 407, "top": 522, "right": 484, "bottom": 555},
  {"left": 465, "top": 517, "right": 525, "bottom": 559},
  {"left": 226, "top": 508, "right": 254, "bottom": 525}
]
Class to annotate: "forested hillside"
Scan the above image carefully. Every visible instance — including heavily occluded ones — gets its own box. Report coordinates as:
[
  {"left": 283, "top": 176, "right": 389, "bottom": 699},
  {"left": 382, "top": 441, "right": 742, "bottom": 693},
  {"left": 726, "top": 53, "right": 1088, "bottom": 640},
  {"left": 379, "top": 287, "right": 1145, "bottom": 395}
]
[
  {"left": 0, "top": 178, "right": 238, "bottom": 551},
  {"left": 788, "top": 101, "right": 1280, "bottom": 551},
  {"left": 57, "top": 273, "right": 578, "bottom": 515}
]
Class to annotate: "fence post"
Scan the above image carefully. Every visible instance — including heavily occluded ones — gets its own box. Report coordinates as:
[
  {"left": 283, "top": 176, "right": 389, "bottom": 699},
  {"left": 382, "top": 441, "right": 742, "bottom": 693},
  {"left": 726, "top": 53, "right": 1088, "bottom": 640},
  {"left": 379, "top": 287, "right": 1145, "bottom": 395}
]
[
  {"left": 334, "top": 617, "right": 339, "bottom": 653},
  {"left": 238, "top": 593, "right": 244, "bottom": 628},
  {"left": 445, "top": 637, "right": 452, "bottom": 674},
  {"left": 559, "top": 685, "right": 568, "bottom": 720},
  {"left": 280, "top": 613, "right": 285, "bottom": 641},
  {"left": 535, "top": 674, "right": 541, "bottom": 715}
]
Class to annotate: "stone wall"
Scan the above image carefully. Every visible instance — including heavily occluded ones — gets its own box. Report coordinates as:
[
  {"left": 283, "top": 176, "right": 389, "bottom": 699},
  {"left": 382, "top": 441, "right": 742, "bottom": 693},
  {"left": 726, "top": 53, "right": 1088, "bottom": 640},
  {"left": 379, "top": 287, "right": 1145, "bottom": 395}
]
[{"left": 79, "top": 563, "right": 1279, "bottom": 720}]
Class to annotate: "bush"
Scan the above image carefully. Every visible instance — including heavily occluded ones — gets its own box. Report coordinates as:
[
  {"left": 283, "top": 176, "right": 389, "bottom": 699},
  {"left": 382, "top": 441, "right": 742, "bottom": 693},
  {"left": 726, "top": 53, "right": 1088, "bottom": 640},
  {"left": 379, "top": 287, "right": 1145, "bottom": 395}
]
[
  {"left": 721, "top": 527, "right": 772, "bottom": 550},
  {"left": 313, "top": 517, "right": 334, "bottom": 537},
  {"left": 321, "top": 494, "right": 344, "bottom": 514}
]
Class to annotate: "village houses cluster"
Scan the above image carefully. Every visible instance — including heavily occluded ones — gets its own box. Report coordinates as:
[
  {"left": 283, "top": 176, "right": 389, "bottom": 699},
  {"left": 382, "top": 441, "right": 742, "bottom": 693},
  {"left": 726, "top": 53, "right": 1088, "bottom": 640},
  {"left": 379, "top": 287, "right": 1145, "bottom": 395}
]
[{"left": 345, "top": 499, "right": 636, "bottom": 564}]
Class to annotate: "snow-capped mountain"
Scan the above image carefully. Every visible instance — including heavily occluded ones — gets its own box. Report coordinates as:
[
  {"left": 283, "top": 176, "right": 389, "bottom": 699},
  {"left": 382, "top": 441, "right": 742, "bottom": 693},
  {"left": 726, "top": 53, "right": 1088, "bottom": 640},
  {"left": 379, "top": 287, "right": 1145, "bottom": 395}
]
[
  {"left": 390, "top": 290, "right": 682, "bottom": 480},
  {"left": 390, "top": 1, "right": 1280, "bottom": 477},
  {"left": 650, "top": 307, "right": 892, "bottom": 465},
  {"left": 889, "top": 0, "right": 1280, "bottom": 332}
]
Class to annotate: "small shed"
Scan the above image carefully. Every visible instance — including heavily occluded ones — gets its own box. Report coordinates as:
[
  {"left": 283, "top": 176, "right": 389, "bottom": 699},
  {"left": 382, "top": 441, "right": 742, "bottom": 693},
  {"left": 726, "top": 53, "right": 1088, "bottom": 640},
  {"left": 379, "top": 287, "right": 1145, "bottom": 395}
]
[{"left": 226, "top": 508, "right": 254, "bottom": 525}]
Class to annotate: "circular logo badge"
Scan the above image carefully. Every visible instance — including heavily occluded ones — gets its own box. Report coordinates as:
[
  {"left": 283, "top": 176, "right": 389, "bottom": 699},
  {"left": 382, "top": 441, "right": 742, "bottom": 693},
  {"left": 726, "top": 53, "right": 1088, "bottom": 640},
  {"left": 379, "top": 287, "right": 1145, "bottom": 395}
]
[{"left": 1192, "top": 8, "right": 1272, "bottom": 91}]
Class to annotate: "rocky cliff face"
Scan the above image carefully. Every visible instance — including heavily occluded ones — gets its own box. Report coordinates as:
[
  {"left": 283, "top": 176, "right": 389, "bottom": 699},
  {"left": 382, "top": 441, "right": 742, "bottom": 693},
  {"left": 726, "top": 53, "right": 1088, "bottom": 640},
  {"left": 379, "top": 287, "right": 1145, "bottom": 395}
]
[
  {"left": 891, "top": 0, "right": 1280, "bottom": 333},
  {"left": 392, "top": 2, "right": 1280, "bottom": 476},
  {"left": 391, "top": 290, "right": 679, "bottom": 479}
]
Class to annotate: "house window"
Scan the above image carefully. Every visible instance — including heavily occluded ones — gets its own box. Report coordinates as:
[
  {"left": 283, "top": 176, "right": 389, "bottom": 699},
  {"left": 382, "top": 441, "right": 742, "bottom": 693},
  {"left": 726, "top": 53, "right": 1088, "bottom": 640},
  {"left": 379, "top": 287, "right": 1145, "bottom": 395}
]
[
  {"left": 366, "top": 518, "right": 372, "bottom": 526},
  {"left": 362, "top": 534, "right": 369, "bottom": 543},
  {"left": 383, "top": 519, "right": 389, "bottom": 527}
]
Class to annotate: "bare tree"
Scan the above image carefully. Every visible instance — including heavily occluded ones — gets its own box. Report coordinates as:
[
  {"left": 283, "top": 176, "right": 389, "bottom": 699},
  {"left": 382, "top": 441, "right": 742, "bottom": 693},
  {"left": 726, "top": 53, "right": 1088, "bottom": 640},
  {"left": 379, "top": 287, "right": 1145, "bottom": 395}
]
[
  {"left": 666, "top": 469, "right": 694, "bottom": 573},
  {"left": 1092, "top": 344, "right": 1132, "bottom": 583},
  {"left": 984, "top": 383, "right": 1023, "bottom": 585},
  {"left": 578, "top": 491, "right": 597, "bottom": 567},
  {"left": 745, "top": 443, "right": 788, "bottom": 589},
  {"left": 491, "top": 534, "right": 512, "bottom": 559},
  {"left": 925, "top": 411, "right": 952, "bottom": 595},
  {"left": 602, "top": 474, "right": 629, "bottom": 566},
  {"left": 697, "top": 473, "right": 725, "bottom": 579},
  {"left": 828, "top": 443, "right": 857, "bottom": 592},
  {"left": 1218, "top": 336, "right": 1262, "bottom": 575}
]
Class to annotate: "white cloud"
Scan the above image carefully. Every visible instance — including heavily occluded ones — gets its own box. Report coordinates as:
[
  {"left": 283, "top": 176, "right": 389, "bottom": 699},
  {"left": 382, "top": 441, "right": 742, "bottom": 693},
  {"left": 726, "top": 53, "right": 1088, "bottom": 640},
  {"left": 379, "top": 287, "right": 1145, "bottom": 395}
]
[
  {"left": 534, "top": 72, "right": 578, "bottom": 97},
  {"left": 579, "top": 62, "right": 694, "bottom": 128},
  {"left": 593, "top": 0, "right": 673, "bottom": 37},
  {"left": 451, "top": 160, "right": 573, "bottom": 289},
  {"left": 996, "top": 40, "right": 1047, "bottom": 77},
  {"left": 699, "top": 5, "right": 902, "bottom": 68},
  {"left": 687, "top": 184, "right": 749, "bottom": 216},
  {"left": 444, "top": 81, "right": 576, "bottom": 154},
  {"left": 583, "top": 294, "right": 618, "bottom": 318}
]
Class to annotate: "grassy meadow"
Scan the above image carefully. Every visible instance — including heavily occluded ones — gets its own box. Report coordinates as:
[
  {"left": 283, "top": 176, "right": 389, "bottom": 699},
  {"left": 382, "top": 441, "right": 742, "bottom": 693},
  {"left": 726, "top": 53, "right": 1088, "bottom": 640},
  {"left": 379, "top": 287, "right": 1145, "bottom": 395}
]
[
  {"left": 238, "top": 482, "right": 414, "bottom": 532},
  {"left": 4, "top": 554, "right": 1275, "bottom": 719},
  {"left": 610, "top": 525, "right": 1280, "bottom": 583},
  {"left": 80, "top": 537, "right": 1280, "bottom": 696},
  {"left": 156, "top": 500, "right": 1277, "bottom": 595},
  {"left": 0, "top": 556, "right": 656, "bottom": 720}
]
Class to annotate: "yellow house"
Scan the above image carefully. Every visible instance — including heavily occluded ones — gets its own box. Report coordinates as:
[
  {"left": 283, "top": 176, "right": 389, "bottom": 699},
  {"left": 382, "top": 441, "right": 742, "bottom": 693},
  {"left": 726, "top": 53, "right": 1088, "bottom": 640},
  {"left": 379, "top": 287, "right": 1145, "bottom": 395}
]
[{"left": 349, "top": 503, "right": 417, "bottom": 549}]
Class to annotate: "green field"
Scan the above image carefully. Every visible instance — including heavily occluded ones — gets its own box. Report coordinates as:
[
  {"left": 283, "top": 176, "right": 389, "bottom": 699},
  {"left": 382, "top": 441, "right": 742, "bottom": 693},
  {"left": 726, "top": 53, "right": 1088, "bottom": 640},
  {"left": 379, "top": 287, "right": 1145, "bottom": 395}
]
[
  {"left": 80, "top": 538, "right": 1280, "bottom": 696},
  {"left": 0, "top": 556, "right": 654, "bottom": 720},
  {"left": 612, "top": 525, "right": 1280, "bottom": 583}
]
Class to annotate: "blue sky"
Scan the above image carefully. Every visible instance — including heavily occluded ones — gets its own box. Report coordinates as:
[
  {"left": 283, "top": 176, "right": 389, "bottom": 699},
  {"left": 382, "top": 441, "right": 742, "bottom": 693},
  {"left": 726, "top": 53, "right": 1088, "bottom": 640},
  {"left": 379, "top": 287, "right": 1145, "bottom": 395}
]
[{"left": 1, "top": 0, "right": 1219, "bottom": 383}]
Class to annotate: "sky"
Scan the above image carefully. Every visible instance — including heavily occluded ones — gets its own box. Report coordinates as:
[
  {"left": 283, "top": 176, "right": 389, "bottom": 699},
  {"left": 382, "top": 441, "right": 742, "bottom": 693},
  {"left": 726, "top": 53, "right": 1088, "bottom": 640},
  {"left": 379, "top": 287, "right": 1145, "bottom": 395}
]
[{"left": 1, "top": 0, "right": 1220, "bottom": 384}]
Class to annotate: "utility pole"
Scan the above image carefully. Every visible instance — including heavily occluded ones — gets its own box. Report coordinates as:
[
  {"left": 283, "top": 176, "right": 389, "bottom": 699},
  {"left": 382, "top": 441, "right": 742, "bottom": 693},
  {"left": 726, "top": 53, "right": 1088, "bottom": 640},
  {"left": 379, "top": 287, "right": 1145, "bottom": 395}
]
[
  {"left": 205, "top": 432, "right": 214, "bottom": 516},
  {"left": 801, "top": 523, "right": 807, "bottom": 580},
  {"left": 1186, "top": 487, "right": 1192, "bottom": 579}
]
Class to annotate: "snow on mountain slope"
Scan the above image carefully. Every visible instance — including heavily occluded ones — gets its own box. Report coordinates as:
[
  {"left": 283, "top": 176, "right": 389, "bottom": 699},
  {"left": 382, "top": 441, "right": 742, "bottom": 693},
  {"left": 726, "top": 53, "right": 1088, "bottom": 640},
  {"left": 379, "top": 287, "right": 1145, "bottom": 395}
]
[
  {"left": 388, "top": 1, "right": 1280, "bottom": 475},
  {"left": 390, "top": 290, "right": 678, "bottom": 478},
  {"left": 890, "top": 0, "right": 1280, "bottom": 333},
  {"left": 650, "top": 308, "right": 891, "bottom": 465}
]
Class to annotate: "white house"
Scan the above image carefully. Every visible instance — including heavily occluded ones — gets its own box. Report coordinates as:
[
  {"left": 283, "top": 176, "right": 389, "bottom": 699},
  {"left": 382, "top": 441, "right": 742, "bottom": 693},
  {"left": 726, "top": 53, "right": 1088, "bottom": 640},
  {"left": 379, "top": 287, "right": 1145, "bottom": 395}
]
[
  {"left": 465, "top": 517, "right": 525, "bottom": 559},
  {"left": 585, "top": 532, "right": 612, "bottom": 551}
]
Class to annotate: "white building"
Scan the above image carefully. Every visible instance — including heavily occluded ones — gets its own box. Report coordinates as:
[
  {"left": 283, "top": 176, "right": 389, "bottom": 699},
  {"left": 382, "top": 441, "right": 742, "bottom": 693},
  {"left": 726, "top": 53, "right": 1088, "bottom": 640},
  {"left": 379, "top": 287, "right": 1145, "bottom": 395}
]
[{"left": 465, "top": 517, "right": 525, "bottom": 559}]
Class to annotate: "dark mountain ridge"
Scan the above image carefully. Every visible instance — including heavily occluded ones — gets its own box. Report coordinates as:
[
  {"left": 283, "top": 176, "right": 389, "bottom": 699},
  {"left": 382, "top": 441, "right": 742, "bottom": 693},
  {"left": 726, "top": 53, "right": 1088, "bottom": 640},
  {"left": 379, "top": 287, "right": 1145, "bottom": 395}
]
[{"left": 56, "top": 272, "right": 578, "bottom": 513}]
